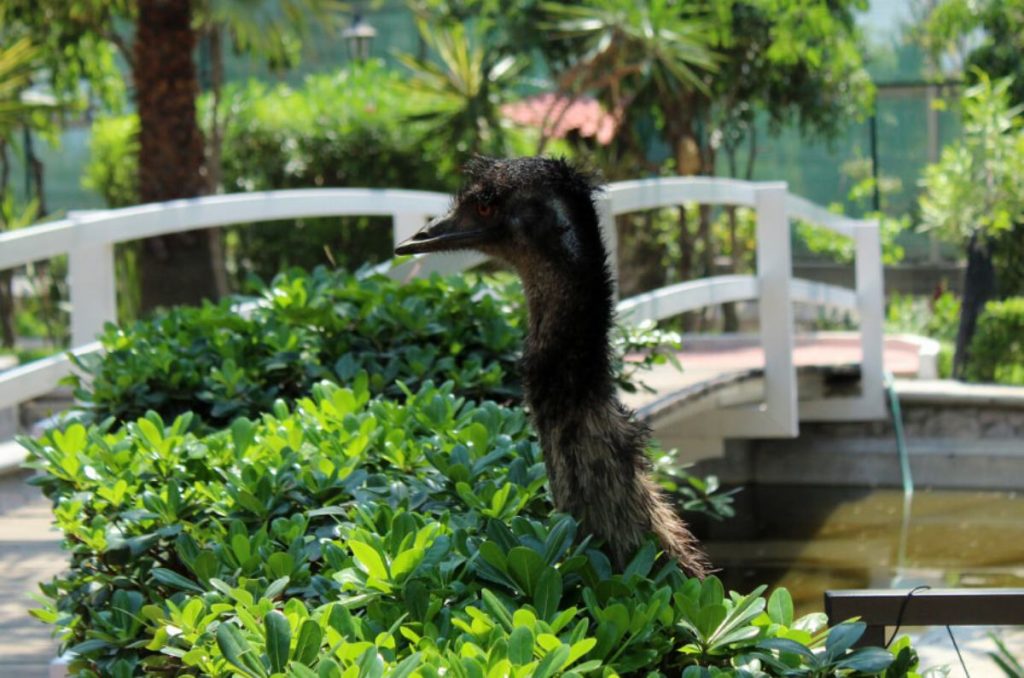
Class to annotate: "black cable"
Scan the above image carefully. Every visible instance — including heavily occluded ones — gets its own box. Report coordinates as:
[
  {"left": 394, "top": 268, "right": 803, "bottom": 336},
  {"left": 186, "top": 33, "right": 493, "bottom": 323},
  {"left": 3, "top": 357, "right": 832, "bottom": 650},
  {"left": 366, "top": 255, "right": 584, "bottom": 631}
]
[
  {"left": 886, "top": 585, "right": 931, "bottom": 648},
  {"left": 885, "top": 585, "right": 971, "bottom": 678},
  {"left": 945, "top": 626, "right": 970, "bottom": 678}
]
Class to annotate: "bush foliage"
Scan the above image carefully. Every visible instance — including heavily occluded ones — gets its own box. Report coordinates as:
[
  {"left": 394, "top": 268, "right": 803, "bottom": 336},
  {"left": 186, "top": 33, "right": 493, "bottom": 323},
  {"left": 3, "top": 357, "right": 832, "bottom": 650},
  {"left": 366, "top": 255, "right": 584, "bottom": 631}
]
[
  {"left": 68, "top": 269, "right": 678, "bottom": 430},
  {"left": 29, "top": 270, "right": 925, "bottom": 676},
  {"left": 27, "top": 379, "right": 916, "bottom": 677},
  {"left": 966, "top": 297, "right": 1024, "bottom": 384},
  {"left": 69, "top": 269, "right": 524, "bottom": 428}
]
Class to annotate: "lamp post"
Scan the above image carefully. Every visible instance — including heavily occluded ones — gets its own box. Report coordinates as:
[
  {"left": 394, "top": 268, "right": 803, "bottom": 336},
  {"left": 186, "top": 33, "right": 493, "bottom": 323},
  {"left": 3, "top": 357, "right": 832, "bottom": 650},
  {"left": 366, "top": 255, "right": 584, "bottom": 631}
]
[{"left": 343, "top": 14, "right": 377, "bottom": 62}]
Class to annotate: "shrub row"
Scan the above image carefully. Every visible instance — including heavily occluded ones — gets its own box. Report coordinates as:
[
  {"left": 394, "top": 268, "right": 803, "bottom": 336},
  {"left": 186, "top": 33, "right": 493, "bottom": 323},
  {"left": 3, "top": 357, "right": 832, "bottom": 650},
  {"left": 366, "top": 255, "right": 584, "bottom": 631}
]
[
  {"left": 70, "top": 269, "right": 525, "bottom": 429},
  {"left": 967, "top": 296, "right": 1024, "bottom": 385},
  {"left": 26, "top": 380, "right": 915, "bottom": 677},
  {"left": 30, "top": 270, "right": 923, "bottom": 676},
  {"left": 69, "top": 269, "right": 681, "bottom": 430}
]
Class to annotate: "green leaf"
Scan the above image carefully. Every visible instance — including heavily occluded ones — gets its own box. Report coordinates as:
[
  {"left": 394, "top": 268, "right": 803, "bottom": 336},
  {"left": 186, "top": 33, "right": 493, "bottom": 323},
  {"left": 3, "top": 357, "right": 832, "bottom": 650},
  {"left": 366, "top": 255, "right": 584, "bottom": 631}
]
[
  {"left": 389, "top": 653, "right": 422, "bottom": 678},
  {"left": 507, "top": 546, "right": 545, "bottom": 595},
  {"left": 287, "top": 664, "right": 319, "bottom": 678},
  {"left": 836, "top": 647, "right": 894, "bottom": 673},
  {"left": 532, "top": 643, "right": 570, "bottom": 678},
  {"left": 480, "top": 589, "right": 514, "bottom": 632},
  {"left": 294, "top": 619, "right": 323, "bottom": 666},
  {"left": 695, "top": 603, "right": 727, "bottom": 641},
  {"left": 349, "top": 540, "right": 389, "bottom": 580},
  {"left": 265, "top": 610, "right": 291, "bottom": 673},
  {"left": 508, "top": 626, "right": 534, "bottom": 665},
  {"left": 318, "top": 657, "right": 342, "bottom": 678},
  {"left": 533, "top": 567, "right": 563, "bottom": 620},
  {"left": 151, "top": 568, "right": 205, "bottom": 593},
  {"left": 825, "top": 621, "right": 866, "bottom": 660},
  {"left": 231, "top": 417, "right": 257, "bottom": 452},
  {"left": 217, "top": 621, "right": 267, "bottom": 678},
  {"left": 757, "top": 637, "right": 817, "bottom": 661},
  {"left": 767, "top": 588, "right": 794, "bottom": 627},
  {"left": 266, "top": 576, "right": 290, "bottom": 599},
  {"left": 622, "top": 541, "right": 656, "bottom": 579}
]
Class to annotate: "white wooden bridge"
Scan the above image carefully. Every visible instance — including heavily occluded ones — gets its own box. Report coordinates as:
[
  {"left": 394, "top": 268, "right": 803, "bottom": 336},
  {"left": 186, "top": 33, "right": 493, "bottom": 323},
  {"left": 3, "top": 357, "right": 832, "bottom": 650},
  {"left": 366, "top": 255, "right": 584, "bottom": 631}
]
[{"left": 0, "top": 177, "right": 886, "bottom": 454}]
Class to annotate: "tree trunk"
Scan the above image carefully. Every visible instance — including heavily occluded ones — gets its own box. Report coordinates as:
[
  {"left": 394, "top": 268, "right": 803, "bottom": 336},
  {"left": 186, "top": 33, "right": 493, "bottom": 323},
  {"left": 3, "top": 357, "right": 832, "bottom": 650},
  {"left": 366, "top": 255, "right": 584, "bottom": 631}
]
[
  {"left": 205, "top": 24, "right": 230, "bottom": 297},
  {"left": 135, "top": 0, "right": 218, "bottom": 312},
  {"left": 0, "top": 272, "right": 14, "bottom": 349},
  {"left": 722, "top": 205, "right": 740, "bottom": 332},
  {"left": 953, "top": 231, "right": 997, "bottom": 378}
]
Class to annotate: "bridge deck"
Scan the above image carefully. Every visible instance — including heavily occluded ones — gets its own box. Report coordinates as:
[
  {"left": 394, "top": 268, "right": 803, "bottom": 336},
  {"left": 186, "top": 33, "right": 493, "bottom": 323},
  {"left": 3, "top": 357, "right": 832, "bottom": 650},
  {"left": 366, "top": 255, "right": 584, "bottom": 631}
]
[{"left": 621, "top": 334, "right": 925, "bottom": 416}]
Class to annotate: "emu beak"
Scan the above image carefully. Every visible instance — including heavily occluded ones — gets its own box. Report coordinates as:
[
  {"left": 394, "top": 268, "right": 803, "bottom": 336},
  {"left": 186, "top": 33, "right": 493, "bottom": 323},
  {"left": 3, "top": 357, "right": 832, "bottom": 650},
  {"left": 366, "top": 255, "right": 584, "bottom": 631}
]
[{"left": 394, "top": 213, "right": 495, "bottom": 255}]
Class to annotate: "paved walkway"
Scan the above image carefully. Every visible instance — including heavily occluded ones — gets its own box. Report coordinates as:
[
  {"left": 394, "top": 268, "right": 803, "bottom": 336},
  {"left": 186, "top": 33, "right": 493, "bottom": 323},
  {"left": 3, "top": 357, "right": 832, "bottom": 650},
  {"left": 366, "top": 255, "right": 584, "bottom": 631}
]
[{"left": 0, "top": 471, "right": 63, "bottom": 677}]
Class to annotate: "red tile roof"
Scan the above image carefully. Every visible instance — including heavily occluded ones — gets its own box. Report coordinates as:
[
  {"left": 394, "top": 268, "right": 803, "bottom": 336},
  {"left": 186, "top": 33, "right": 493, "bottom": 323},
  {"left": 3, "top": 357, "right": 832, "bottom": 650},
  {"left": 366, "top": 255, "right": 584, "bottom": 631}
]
[{"left": 501, "top": 93, "right": 618, "bottom": 145}]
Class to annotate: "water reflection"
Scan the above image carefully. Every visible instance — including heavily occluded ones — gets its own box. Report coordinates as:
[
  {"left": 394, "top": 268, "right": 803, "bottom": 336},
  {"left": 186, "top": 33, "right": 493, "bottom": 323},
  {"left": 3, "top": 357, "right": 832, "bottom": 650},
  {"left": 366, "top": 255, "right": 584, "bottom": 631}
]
[{"left": 693, "top": 485, "right": 1024, "bottom": 617}]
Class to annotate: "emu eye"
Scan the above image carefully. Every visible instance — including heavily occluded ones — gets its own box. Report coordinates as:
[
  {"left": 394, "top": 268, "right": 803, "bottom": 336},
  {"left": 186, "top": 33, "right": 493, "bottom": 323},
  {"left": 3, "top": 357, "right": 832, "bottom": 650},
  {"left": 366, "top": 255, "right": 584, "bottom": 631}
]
[{"left": 476, "top": 203, "right": 494, "bottom": 217}]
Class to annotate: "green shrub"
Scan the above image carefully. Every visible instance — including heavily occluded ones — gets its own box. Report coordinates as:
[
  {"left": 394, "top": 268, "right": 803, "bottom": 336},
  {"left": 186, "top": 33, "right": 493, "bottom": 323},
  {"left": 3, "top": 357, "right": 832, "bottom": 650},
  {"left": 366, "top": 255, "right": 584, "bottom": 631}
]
[
  {"left": 69, "top": 269, "right": 680, "bottom": 430},
  {"left": 885, "top": 291, "right": 960, "bottom": 344},
  {"left": 25, "top": 380, "right": 915, "bottom": 677},
  {"left": 82, "top": 115, "right": 139, "bottom": 208},
  {"left": 966, "top": 297, "right": 1024, "bottom": 384},
  {"left": 217, "top": 62, "right": 456, "bottom": 280},
  {"left": 70, "top": 269, "right": 525, "bottom": 429}
]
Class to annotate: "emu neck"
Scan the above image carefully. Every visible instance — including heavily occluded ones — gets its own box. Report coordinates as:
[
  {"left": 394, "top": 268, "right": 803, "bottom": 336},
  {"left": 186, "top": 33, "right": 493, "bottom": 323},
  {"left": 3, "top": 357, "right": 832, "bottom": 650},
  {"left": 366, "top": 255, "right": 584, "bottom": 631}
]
[{"left": 518, "top": 260, "right": 616, "bottom": 431}]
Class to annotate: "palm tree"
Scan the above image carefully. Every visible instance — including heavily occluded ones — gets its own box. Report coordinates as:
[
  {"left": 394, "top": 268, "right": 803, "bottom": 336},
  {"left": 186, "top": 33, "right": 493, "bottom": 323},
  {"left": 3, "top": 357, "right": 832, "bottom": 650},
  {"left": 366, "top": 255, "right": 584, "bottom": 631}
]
[
  {"left": 0, "top": 35, "right": 51, "bottom": 347},
  {"left": 398, "top": 20, "right": 524, "bottom": 157},
  {"left": 542, "top": 0, "right": 717, "bottom": 176},
  {"left": 538, "top": 1, "right": 718, "bottom": 298}
]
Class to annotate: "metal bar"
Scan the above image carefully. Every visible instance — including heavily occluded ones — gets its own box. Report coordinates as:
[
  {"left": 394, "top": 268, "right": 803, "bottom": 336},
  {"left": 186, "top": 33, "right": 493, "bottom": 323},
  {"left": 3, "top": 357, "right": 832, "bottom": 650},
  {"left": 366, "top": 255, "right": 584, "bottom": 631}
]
[{"left": 825, "top": 588, "right": 1024, "bottom": 648}]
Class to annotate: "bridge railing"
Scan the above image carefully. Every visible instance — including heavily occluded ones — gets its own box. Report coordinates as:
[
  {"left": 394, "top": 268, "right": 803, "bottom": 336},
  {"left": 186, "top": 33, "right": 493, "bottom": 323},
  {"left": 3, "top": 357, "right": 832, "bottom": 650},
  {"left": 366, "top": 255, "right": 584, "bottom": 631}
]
[{"left": 0, "top": 178, "right": 885, "bottom": 434}]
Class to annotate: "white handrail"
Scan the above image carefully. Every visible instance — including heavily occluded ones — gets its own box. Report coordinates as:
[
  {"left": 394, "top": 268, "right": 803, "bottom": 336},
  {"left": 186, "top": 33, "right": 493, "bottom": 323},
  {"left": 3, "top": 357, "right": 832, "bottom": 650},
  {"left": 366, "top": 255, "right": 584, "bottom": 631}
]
[
  {"left": 0, "top": 188, "right": 451, "bottom": 270},
  {"left": 0, "top": 342, "right": 102, "bottom": 411},
  {"left": 0, "top": 176, "right": 886, "bottom": 433},
  {"left": 617, "top": 275, "right": 759, "bottom": 325}
]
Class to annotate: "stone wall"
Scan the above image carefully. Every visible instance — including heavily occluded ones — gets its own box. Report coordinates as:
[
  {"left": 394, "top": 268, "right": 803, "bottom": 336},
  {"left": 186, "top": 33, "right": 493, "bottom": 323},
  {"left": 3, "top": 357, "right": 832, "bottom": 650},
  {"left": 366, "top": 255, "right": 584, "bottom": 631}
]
[{"left": 692, "top": 389, "right": 1024, "bottom": 490}]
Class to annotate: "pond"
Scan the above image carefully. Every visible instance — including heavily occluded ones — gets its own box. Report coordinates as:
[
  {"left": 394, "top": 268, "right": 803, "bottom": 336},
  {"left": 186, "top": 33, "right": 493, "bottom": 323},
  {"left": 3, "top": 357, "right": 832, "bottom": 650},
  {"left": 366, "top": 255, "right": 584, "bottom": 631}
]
[{"left": 696, "top": 485, "right": 1024, "bottom": 617}]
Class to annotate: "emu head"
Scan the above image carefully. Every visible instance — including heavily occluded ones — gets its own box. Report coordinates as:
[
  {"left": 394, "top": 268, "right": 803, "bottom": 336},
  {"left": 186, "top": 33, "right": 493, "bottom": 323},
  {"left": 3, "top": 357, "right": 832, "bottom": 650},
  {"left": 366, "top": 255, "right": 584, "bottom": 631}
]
[{"left": 395, "top": 157, "right": 603, "bottom": 271}]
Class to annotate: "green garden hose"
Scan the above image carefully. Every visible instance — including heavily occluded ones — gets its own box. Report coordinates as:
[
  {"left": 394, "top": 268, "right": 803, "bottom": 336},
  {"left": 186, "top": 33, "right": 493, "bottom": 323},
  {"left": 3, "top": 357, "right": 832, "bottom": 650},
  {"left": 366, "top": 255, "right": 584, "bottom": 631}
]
[{"left": 885, "top": 371, "right": 914, "bottom": 498}]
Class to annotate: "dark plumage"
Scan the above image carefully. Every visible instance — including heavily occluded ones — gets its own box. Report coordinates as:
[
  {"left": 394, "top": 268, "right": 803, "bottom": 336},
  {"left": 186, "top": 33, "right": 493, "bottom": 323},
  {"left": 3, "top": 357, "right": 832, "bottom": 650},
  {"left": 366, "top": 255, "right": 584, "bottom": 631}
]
[{"left": 396, "top": 156, "right": 710, "bottom": 578}]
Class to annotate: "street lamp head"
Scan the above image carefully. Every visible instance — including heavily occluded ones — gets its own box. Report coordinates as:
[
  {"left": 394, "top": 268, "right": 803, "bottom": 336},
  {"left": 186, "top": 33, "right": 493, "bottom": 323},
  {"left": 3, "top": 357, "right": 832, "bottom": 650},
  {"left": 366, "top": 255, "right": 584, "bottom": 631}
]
[{"left": 343, "top": 14, "right": 377, "bottom": 62}]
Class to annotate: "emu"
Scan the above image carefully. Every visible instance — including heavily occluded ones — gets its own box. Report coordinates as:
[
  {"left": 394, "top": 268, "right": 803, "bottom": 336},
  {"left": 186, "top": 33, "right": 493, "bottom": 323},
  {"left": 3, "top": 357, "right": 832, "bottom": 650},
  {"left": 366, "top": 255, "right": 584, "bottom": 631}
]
[{"left": 396, "top": 156, "right": 709, "bottom": 578}]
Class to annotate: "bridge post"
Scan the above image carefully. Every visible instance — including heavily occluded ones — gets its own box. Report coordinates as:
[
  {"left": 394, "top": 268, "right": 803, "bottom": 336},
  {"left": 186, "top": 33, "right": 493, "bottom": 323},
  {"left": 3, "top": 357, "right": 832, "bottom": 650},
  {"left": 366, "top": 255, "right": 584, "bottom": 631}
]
[
  {"left": 855, "top": 220, "right": 887, "bottom": 418},
  {"left": 69, "top": 239, "right": 117, "bottom": 348},
  {"left": 755, "top": 184, "right": 798, "bottom": 436},
  {"left": 393, "top": 212, "right": 430, "bottom": 248},
  {"left": 596, "top": 194, "right": 618, "bottom": 300}
]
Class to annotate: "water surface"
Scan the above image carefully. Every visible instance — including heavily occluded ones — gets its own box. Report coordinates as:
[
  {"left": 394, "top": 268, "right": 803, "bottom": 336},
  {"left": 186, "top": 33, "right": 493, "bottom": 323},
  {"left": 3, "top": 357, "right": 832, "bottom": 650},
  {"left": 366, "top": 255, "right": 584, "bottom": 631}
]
[{"left": 696, "top": 485, "right": 1024, "bottom": 617}]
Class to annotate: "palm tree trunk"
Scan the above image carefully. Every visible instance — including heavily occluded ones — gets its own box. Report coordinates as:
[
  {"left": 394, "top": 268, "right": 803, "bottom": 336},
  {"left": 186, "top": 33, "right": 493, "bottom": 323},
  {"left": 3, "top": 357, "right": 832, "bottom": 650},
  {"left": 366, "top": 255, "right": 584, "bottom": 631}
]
[{"left": 134, "top": 0, "right": 218, "bottom": 312}]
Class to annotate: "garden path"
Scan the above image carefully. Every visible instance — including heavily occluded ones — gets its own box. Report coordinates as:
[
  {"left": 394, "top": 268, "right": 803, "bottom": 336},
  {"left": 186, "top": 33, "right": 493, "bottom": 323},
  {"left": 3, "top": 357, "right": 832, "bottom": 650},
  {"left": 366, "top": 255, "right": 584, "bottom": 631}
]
[{"left": 0, "top": 470, "right": 62, "bottom": 678}]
